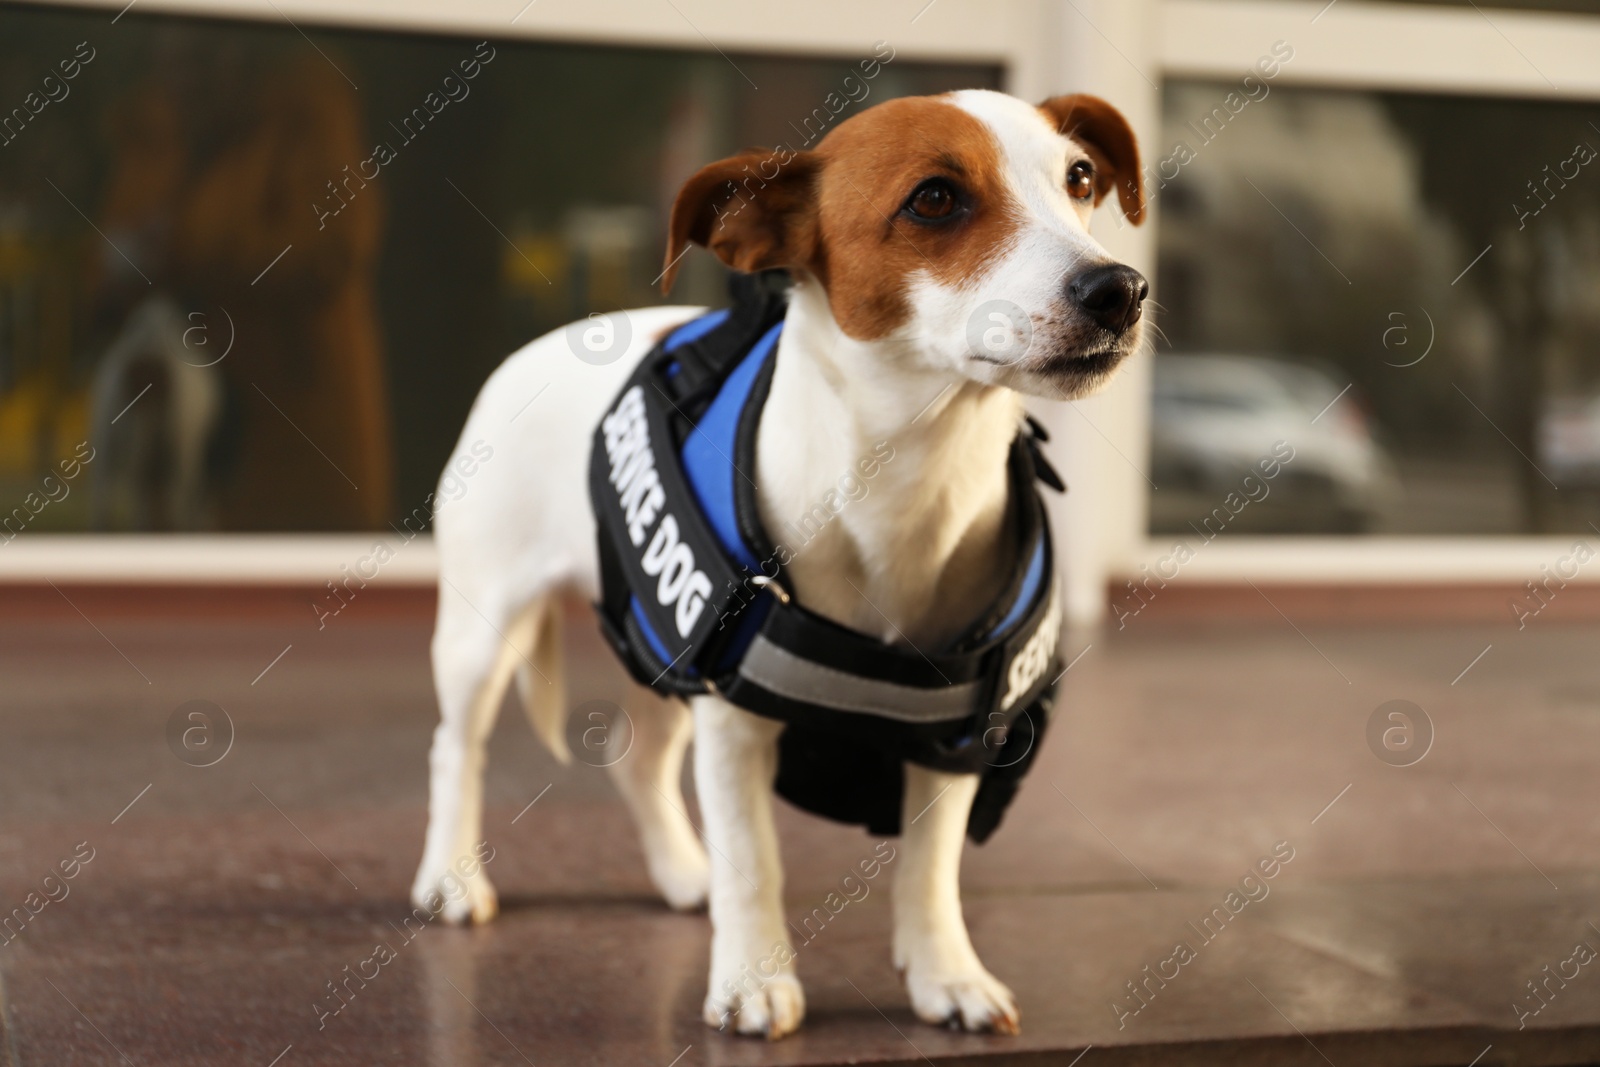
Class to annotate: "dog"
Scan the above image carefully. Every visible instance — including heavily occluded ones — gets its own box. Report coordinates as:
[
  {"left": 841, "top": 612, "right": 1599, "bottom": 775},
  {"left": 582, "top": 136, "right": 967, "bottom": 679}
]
[{"left": 412, "top": 87, "right": 1147, "bottom": 1039}]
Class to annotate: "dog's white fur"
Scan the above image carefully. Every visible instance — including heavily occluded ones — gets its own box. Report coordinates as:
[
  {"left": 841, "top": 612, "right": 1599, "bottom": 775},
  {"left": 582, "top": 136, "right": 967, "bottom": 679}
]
[{"left": 413, "top": 89, "right": 1145, "bottom": 1038}]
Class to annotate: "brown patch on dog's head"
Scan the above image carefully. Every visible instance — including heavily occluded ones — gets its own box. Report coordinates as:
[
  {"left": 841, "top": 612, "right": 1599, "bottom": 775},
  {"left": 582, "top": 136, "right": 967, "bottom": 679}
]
[
  {"left": 807, "top": 96, "right": 1021, "bottom": 339},
  {"left": 662, "top": 96, "right": 1020, "bottom": 341},
  {"left": 1037, "top": 93, "right": 1145, "bottom": 224}
]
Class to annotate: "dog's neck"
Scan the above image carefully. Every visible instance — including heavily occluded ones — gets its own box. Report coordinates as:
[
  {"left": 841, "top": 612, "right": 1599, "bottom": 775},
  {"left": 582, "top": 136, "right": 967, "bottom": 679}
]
[{"left": 754, "top": 278, "right": 1023, "bottom": 649}]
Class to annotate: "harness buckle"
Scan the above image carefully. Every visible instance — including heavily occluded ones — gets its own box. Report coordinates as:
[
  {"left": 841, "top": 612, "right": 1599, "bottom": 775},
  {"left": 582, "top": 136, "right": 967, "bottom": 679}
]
[{"left": 749, "top": 574, "right": 792, "bottom": 606}]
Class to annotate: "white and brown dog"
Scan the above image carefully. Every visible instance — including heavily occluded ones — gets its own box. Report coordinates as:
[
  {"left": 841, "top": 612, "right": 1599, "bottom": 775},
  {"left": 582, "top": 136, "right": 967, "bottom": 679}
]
[{"left": 413, "top": 88, "right": 1147, "bottom": 1038}]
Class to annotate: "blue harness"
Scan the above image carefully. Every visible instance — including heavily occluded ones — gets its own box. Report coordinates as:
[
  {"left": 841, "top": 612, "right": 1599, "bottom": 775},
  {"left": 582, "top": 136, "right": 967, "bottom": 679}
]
[{"left": 590, "top": 273, "right": 1064, "bottom": 842}]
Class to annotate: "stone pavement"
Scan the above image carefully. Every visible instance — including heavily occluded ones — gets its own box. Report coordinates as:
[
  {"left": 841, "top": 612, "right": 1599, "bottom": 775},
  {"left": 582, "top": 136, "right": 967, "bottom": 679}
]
[{"left": 1, "top": 586, "right": 1597, "bottom": 1065}]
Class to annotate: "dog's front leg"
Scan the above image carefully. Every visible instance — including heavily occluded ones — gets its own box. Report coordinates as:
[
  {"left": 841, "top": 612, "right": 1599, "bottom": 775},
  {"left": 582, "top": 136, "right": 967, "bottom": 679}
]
[
  {"left": 893, "top": 765, "right": 1019, "bottom": 1033},
  {"left": 692, "top": 695, "right": 804, "bottom": 1038}
]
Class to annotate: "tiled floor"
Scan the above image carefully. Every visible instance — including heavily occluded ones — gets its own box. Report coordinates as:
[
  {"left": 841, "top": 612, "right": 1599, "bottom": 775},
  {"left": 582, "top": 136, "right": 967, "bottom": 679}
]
[{"left": 3, "top": 589, "right": 1600, "bottom": 1065}]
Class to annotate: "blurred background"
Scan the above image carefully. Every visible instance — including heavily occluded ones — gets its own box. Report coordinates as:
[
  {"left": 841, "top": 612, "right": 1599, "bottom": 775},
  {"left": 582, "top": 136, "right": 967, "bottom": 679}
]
[
  {"left": 1, "top": 0, "right": 1596, "bottom": 623},
  {"left": 1153, "top": 82, "right": 1600, "bottom": 537},
  {"left": 0, "top": 8, "right": 994, "bottom": 533}
]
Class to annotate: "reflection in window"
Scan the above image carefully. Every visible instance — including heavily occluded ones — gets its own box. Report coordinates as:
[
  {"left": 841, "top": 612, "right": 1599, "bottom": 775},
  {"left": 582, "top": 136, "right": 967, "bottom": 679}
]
[
  {"left": 0, "top": 7, "right": 997, "bottom": 533},
  {"left": 1153, "top": 82, "right": 1600, "bottom": 535}
]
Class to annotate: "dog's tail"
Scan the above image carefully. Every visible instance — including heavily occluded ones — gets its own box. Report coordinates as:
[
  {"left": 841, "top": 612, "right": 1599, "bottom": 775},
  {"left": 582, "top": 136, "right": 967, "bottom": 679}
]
[{"left": 516, "top": 595, "right": 571, "bottom": 763}]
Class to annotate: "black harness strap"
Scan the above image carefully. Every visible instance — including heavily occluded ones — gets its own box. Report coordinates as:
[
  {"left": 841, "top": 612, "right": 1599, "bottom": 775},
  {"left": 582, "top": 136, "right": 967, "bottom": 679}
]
[{"left": 659, "top": 271, "right": 790, "bottom": 406}]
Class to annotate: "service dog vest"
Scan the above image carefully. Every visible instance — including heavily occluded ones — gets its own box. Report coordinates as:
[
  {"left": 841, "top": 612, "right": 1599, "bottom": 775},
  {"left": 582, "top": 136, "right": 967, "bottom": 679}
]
[{"left": 590, "top": 273, "right": 1065, "bottom": 842}]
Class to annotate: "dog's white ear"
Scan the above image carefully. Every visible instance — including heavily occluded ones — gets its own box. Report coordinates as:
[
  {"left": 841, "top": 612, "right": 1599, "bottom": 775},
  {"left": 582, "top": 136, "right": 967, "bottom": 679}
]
[
  {"left": 1037, "top": 94, "right": 1145, "bottom": 225},
  {"left": 662, "top": 148, "right": 821, "bottom": 294}
]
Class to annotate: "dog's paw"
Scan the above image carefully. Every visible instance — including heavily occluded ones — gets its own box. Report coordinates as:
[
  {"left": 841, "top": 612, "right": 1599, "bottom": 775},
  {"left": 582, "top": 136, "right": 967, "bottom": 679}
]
[
  {"left": 647, "top": 845, "right": 709, "bottom": 912},
  {"left": 903, "top": 960, "right": 1019, "bottom": 1034},
  {"left": 409, "top": 865, "right": 498, "bottom": 926},
  {"left": 703, "top": 973, "right": 805, "bottom": 1039}
]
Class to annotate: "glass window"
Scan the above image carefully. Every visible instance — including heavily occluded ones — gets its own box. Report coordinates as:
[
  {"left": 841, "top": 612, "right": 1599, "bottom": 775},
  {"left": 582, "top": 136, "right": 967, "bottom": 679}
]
[
  {"left": 0, "top": 6, "right": 998, "bottom": 533},
  {"left": 1151, "top": 80, "right": 1600, "bottom": 535}
]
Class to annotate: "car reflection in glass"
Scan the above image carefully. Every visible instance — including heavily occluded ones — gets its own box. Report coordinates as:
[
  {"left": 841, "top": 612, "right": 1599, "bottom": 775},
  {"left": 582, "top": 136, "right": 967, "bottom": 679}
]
[{"left": 1151, "top": 354, "right": 1399, "bottom": 534}]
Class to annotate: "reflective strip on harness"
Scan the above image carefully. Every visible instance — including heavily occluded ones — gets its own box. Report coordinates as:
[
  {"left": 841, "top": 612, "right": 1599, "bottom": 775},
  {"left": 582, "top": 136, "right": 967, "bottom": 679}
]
[{"left": 736, "top": 636, "right": 985, "bottom": 723}]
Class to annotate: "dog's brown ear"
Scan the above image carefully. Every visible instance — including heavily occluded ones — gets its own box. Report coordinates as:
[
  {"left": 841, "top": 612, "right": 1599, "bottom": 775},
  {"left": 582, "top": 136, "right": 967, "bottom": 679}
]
[
  {"left": 1038, "top": 94, "right": 1144, "bottom": 225},
  {"left": 661, "top": 148, "right": 820, "bottom": 294}
]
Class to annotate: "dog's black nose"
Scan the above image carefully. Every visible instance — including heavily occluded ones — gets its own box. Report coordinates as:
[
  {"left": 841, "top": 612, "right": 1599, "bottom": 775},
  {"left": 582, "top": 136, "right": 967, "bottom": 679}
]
[{"left": 1069, "top": 264, "right": 1149, "bottom": 334}]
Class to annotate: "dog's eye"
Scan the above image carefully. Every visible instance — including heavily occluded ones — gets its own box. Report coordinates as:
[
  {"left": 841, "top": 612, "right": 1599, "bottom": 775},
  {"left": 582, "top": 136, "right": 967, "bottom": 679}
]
[
  {"left": 903, "top": 179, "right": 959, "bottom": 221},
  {"left": 1067, "top": 161, "right": 1096, "bottom": 201}
]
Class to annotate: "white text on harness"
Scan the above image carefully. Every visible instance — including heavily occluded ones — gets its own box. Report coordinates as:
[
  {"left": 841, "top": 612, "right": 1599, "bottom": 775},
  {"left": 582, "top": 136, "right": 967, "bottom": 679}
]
[
  {"left": 601, "top": 386, "right": 712, "bottom": 639},
  {"left": 999, "top": 587, "right": 1061, "bottom": 711}
]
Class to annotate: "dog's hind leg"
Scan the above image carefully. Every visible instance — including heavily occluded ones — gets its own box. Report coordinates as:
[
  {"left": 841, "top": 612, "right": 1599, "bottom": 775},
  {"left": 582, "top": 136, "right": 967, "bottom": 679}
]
[
  {"left": 892, "top": 765, "right": 1019, "bottom": 1034},
  {"left": 604, "top": 692, "right": 709, "bottom": 911},
  {"left": 507, "top": 599, "right": 707, "bottom": 909},
  {"left": 411, "top": 585, "right": 540, "bottom": 924},
  {"left": 513, "top": 596, "right": 569, "bottom": 763}
]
